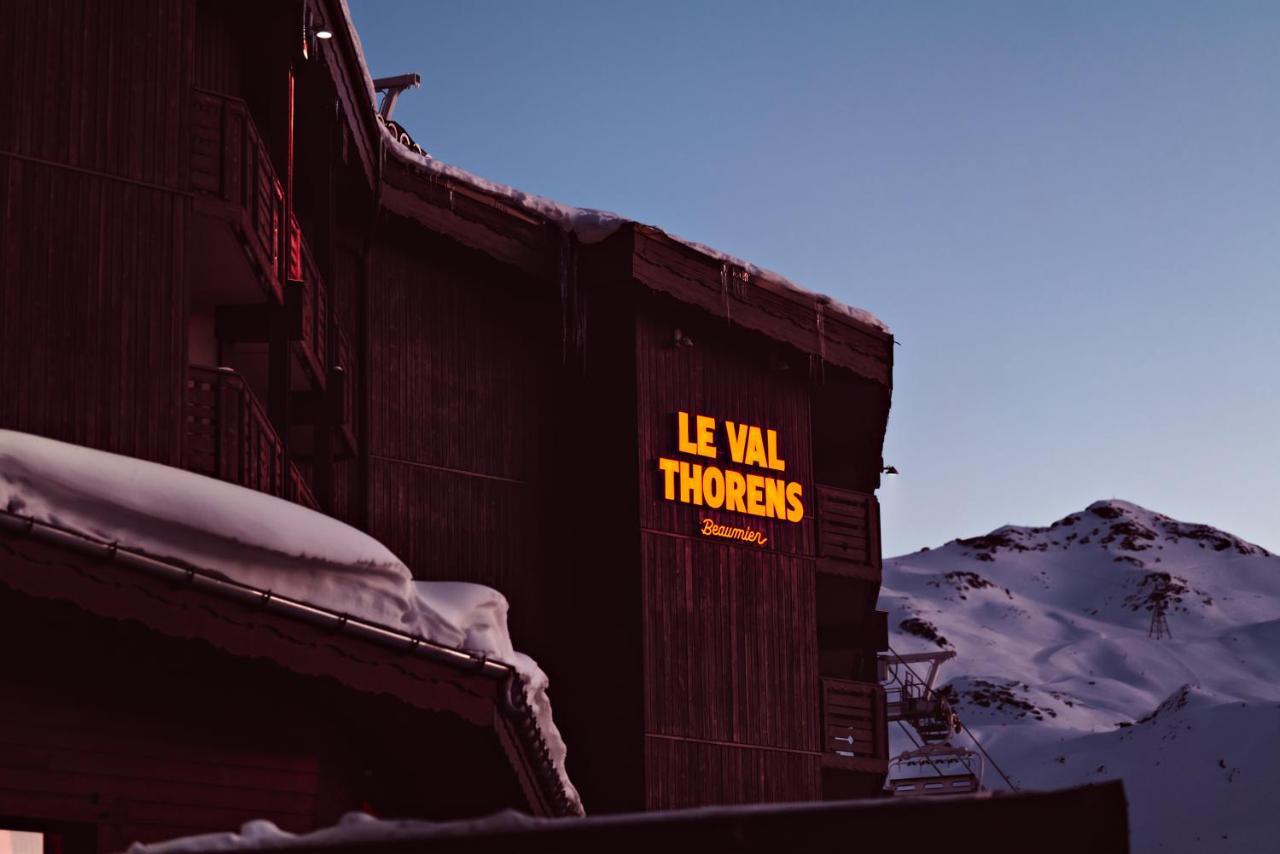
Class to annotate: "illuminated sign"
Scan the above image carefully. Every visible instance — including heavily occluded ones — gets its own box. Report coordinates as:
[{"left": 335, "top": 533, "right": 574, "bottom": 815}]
[
  {"left": 657, "top": 411, "right": 805, "bottom": 524},
  {"left": 699, "top": 518, "right": 769, "bottom": 546}
]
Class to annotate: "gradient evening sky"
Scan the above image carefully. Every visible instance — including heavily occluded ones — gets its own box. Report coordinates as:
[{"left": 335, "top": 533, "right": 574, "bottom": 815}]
[{"left": 348, "top": 0, "right": 1279, "bottom": 557}]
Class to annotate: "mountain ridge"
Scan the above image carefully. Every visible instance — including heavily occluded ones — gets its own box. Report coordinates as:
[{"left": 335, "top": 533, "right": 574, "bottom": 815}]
[{"left": 881, "top": 498, "right": 1280, "bottom": 853}]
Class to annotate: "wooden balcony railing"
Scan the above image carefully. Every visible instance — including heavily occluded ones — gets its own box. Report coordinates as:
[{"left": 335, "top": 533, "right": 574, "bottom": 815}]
[
  {"left": 184, "top": 366, "right": 317, "bottom": 509},
  {"left": 821, "top": 677, "right": 888, "bottom": 771},
  {"left": 816, "top": 485, "right": 882, "bottom": 580},
  {"left": 193, "top": 88, "right": 336, "bottom": 396},
  {"left": 191, "top": 89, "right": 286, "bottom": 304},
  {"left": 289, "top": 233, "right": 329, "bottom": 389},
  {"left": 288, "top": 462, "right": 320, "bottom": 510}
]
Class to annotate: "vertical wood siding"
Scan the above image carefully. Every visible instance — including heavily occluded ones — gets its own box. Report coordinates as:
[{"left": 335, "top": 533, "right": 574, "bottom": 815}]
[
  {"left": 0, "top": 0, "right": 192, "bottom": 464},
  {"left": 367, "top": 235, "right": 555, "bottom": 483},
  {"left": 640, "top": 534, "right": 820, "bottom": 752},
  {"left": 367, "top": 457, "right": 547, "bottom": 647},
  {"left": 193, "top": 0, "right": 242, "bottom": 96},
  {"left": 634, "top": 296, "right": 822, "bottom": 804},
  {"left": 325, "top": 245, "right": 363, "bottom": 526},
  {"left": 643, "top": 737, "right": 820, "bottom": 810},
  {"left": 364, "top": 231, "right": 559, "bottom": 656},
  {"left": 0, "top": 158, "right": 188, "bottom": 465},
  {"left": 634, "top": 302, "right": 815, "bottom": 556},
  {"left": 0, "top": 0, "right": 193, "bottom": 191}
]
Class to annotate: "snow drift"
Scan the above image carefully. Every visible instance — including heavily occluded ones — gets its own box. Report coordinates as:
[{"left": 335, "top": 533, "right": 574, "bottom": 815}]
[
  {"left": 127, "top": 810, "right": 545, "bottom": 853},
  {"left": 0, "top": 430, "right": 580, "bottom": 813},
  {"left": 883, "top": 499, "right": 1280, "bottom": 853}
]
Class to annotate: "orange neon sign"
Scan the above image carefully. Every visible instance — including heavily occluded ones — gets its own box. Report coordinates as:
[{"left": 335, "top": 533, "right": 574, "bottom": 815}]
[
  {"left": 699, "top": 518, "right": 769, "bottom": 546},
  {"left": 657, "top": 411, "right": 805, "bottom": 523}
]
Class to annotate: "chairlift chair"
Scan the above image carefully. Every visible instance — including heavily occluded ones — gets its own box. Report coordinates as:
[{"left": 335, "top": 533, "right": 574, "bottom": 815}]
[{"left": 887, "top": 743, "right": 984, "bottom": 797}]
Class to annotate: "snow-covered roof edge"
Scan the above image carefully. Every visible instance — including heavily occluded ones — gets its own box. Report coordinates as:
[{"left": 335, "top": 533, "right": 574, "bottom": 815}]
[
  {"left": 0, "top": 513, "right": 581, "bottom": 818},
  {"left": 0, "top": 429, "right": 582, "bottom": 817},
  {"left": 333, "top": 1, "right": 890, "bottom": 337}
]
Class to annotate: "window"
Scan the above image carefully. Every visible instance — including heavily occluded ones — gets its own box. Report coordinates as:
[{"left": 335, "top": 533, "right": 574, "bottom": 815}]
[
  {"left": 0, "top": 820, "right": 95, "bottom": 854},
  {"left": 0, "top": 830, "right": 44, "bottom": 854}
]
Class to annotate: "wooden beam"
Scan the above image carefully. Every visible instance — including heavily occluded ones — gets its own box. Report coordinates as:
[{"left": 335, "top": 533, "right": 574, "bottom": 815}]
[
  {"left": 316, "top": 0, "right": 379, "bottom": 188},
  {"left": 628, "top": 225, "right": 892, "bottom": 385},
  {"left": 380, "top": 164, "right": 555, "bottom": 277}
]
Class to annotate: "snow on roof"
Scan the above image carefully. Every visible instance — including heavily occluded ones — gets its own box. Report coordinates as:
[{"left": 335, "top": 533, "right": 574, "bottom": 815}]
[
  {"left": 0, "top": 430, "right": 581, "bottom": 813},
  {"left": 334, "top": 2, "right": 889, "bottom": 336},
  {"left": 386, "top": 142, "right": 891, "bottom": 334}
]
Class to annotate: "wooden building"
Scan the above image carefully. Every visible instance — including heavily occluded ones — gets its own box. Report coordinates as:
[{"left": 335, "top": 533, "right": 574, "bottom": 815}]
[
  {"left": 0, "top": 510, "right": 573, "bottom": 852},
  {"left": 0, "top": 0, "right": 894, "bottom": 831}
]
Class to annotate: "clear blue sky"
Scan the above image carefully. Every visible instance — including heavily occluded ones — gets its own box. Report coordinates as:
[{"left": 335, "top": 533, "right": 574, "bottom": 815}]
[{"left": 348, "top": 0, "right": 1279, "bottom": 557}]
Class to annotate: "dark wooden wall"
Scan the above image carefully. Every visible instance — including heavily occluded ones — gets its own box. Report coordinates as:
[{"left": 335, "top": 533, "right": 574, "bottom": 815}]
[
  {"left": 0, "top": 0, "right": 194, "bottom": 466},
  {"left": 192, "top": 0, "right": 242, "bottom": 96},
  {"left": 633, "top": 299, "right": 823, "bottom": 808},
  {"left": 0, "top": 0, "right": 192, "bottom": 189},
  {"left": 0, "top": 1, "right": 893, "bottom": 821},
  {"left": 329, "top": 240, "right": 366, "bottom": 527},
  {"left": 644, "top": 739, "right": 821, "bottom": 810},
  {"left": 364, "top": 223, "right": 562, "bottom": 661},
  {"left": 636, "top": 303, "right": 816, "bottom": 555},
  {"left": 0, "top": 584, "right": 529, "bottom": 853}
]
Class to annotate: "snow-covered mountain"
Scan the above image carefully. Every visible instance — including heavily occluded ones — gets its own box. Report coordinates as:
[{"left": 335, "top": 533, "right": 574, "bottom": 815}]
[{"left": 881, "top": 500, "right": 1280, "bottom": 854}]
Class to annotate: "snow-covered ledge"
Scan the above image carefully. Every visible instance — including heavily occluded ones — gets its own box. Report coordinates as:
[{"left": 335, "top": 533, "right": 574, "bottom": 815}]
[{"left": 0, "top": 430, "right": 581, "bottom": 814}]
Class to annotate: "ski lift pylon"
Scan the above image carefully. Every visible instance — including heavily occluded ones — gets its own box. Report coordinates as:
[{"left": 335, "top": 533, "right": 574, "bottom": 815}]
[{"left": 879, "top": 649, "right": 960, "bottom": 744}]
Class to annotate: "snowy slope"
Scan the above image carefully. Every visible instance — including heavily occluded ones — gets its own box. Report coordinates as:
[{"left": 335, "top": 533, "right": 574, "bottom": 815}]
[{"left": 882, "top": 500, "right": 1280, "bottom": 853}]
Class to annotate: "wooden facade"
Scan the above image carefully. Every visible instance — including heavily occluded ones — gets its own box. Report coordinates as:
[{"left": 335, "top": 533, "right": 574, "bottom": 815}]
[
  {"left": 0, "top": 515, "right": 568, "bottom": 853},
  {"left": 0, "top": 0, "right": 895, "bottom": 831}
]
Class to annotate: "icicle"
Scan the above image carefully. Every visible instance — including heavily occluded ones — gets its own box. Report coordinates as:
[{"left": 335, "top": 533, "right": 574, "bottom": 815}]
[
  {"left": 558, "top": 231, "right": 588, "bottom": 369},
  {"left": 816, "top": 300, "right": 827, "bottom": 361},
  {"left": 720, "top": 262, "right": 732, "bottom": 324},
  {"left": 559, "top": 231, "right": 572, "bottom": 364},
  {"left": 812, "top": 302, "right": 827, "bottom": 383}
]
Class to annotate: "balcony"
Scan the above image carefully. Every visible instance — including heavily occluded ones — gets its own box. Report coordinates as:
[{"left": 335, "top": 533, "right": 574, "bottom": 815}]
[
  {"left": 184, "top": 366, "right": 319, "bottom": 510},
  {"left": 816, "top": 485, "right": 882, "bottom": 582},
  {"left": 292, "top": 233, "right": 328, "bottom": 388},
  {"left": 191, "top": 88, "right": 286, "bottom": 306},
  {"left": 191, "top": 88, "right": 332, "bottom": 397},
  {"left": 288, "top": 318, "right": 356, "bottom": 461},
  {"left": 821, "top": 677, "right": 888, "bottom": 775}
]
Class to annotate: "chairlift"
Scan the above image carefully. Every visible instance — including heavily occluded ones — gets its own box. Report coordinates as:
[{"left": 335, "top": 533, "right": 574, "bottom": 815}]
[
  {"left": 879, "top": 650, "right": 961, "bottom": 743},
  {"left": 887, "top": 743, "right": 985, "bottom": 797}
]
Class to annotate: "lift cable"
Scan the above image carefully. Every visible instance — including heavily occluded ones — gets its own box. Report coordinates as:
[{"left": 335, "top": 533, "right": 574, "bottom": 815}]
[{"left": 886, "top": 645, "right": 1020, "bottom": 792}]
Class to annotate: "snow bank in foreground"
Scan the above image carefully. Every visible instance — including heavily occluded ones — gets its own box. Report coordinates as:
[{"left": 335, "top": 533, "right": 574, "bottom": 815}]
[
  {"left": 128, "top": 810, "right": 543, "bottom": 853},
  {"left": 0, "top": 430, "right": 580, "bottom": 813},
  {"left": 883, "top": 499, "right": 1280, "bottom": 853}
]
